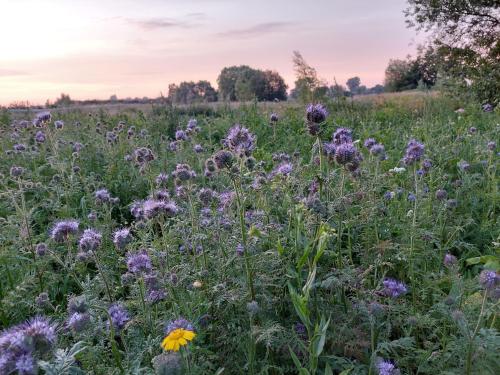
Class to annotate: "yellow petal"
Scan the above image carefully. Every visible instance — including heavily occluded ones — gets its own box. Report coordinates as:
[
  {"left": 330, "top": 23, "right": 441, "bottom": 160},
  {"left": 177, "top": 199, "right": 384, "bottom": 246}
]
[
  {"left": 173, "top": 342, "right": 180, "bottom": 351},
  {"left": 178, "top": 337, "right": 187, "bottom": 346},
  {"left": 183, "top": 330, "right": 196, "bottom": 341}
]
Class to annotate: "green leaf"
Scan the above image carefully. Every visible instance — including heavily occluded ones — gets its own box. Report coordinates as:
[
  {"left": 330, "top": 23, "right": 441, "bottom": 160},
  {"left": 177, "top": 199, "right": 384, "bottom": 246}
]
[{"left": 311, "top": 316, "right": 330, "bottom": 357}]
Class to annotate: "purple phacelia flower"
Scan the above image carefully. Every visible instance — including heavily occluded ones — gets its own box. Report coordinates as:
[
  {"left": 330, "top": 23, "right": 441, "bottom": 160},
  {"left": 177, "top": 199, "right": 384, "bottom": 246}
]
[
  {"left": 134, "top": 147, "right": 155, "bottom": 164},
  {"left": 15, "top": 353, "right": 36, "bottom": 375},
  {"left": 68, "top": 312, "right": 90, "bottom": 333},
  {"left": 156, "top": 173, "right": 169, "bottom": 186},
  {"left": 171, "top": 164, "right": 196, "bottom": 182},
  {"left": 370, "top": 143, "right": 385, "bottom": 158},
  {"left": 332, "top": 127, "right": 353, "bottom": 145},
  {"left": 108, "top": 304, "right": 130, "bottom": 331},
  {"left": 213, "top": 150, "right": 234, "bottom": 169},
  {"left": 193, "top": 144, "right": 203, "bottom": 153},
  {"left": 78, "top": 229, "right": 102, "bottom": 253},
  {"left": 479, "top": 270, "right": 499, "bottom": 290},
  {"left": 335, "top": 142, "right": 356, "bottom": 165},
  {"left": 10, "top": 166, "right": 24, "bottom": 177},
  {"left": 384, "top": 191, "right": 395, "bottom": 200},
  {"left": 33, "top": 111, "right": 51, "bottom": 127},
  {"left": 364, "top": 138, "right": 377, "bottom": 149},
  {"left": 403, "top": 139, "right": 424, "bottom": 165},
  {"left": 223, "top": 124, "right": 256, "bottom": 156},
  {"left": 54, "top": 120, "right": 64, "bottom": 129},
  {"left": 306, "top": 103, "right": 328, "bottom": 124},
  {"left": 34, "top": 131, "right": 46, "bottom": 143},
  {"left": 444, "top": 253, "right": 457, "bottom": 268},
  {"left": 35, "top": 243, "right": 47, "bottom": 256},
  {"left": 270, "top": 113, "right": 279, "bottom": 122},
  {"left": 165, "top": 318, "right": 194, "bottom": 335},
  {"left": 487, "top": 141, "right": 496, "bottom": 151},
  {"left": 175, "top": 130, "right": 187, "bottom": 141},
  {"left": 13, "top": 144, "right": 27, "bottom": 152},
  {"left": 435, "top": 189, "right": 447, "bottom": 201},
  {"left": 113, "top": 228, "right": 131, "bottom": 250},
  {"left": 130, "top": 201, "right": 144, "bottom": 220},
  {"left": 22, "top": 316, "right": 57, "bottom": 354},
  {"left": 270, "top": 162, "right": 293, "bottom": 178},
  {"left": 382, "top": 278, "right": 408, "bottom": 298},
  {"left": 376, "top": 359, "right": 400, "bottom": 375},
  {"left": 50, "top": 220, "right": 79, "bottom": 242},
  {"left": 95, "top": 188, "right": 111, "bottom": 203},
  {"left": 458, "top": 160, "right": 470, "bottom": 172},
  {"left": 142, "top": 199, "right": 178, "bottom": 219},
  {"left": 126, "top": 250, "right": 152, "bottom": 274}
]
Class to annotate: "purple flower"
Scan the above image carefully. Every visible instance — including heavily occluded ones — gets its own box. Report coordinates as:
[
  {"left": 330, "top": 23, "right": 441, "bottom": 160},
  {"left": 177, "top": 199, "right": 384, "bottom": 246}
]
[
  {"left": 384, "top": 191, "right": 395, "bottom": 200},
  {"left": 126, "top": 250, "right": 152, "bottom": 274},
  {"left": 403, "top": 139, "right": 424, "bottom": 165},
  {"left": 213, "top": 150, "right": 234, "bottom": 169},
  {"left": 187, "top": 118, "right": 198, "bottom": 130},
  {"left": 108, "top": 304, "right": 130, "bottom": 331},
  {"left": 364, "top": 138, "right": 377, "bottom": 149},
  {"left": 54, "top": 120, "right": 64, "bottom": 130},
  {"left": 50, "top": 220, "right": 79, "bottom": 242},
  {"left": 34, "top": 131, "right": 46, "bottom": 143},
  {"left": 270, "top": 113, "right": 279, "bottom": 122},
  {"left": 270, "top": 162, "right": 293, "bottom": 178},
  {"left": 78, "top": 229, "right": 102, "bottom": 253},
  {"left": 236, "top": 243, "right": 244, "bottom": 256},
  {"left": 458, "top": 160, "right": 470, "bottom": 172},
  {"left": 487, "top": 141, "right": 496, "bottom": 151},
  {"left": 223, "top": 124, "right": 256, "bottom": 156},
  {"left": 68, "top": 312, "right": 90, "bottom": 333},
  {"left": 444, "top": 253, "right": 457, "bottom": 268},
  {"left": 10, "top": 166, "right": 24, "bottom": 177},
  {"left": 95, "top": 188, "right": 111, "bottom": 203},
  {"left": 130, "top": 201, "right": 144, "bottom": 220},
  {"left": 15, "top": 353, "right": 36, "bottom": 375},
  {"left": 134, "top": 147, "right": 155, "bottom": 164},
  {"left": 165, "top": 318, "right": 194, "bottom": 335},
  {"left": 335, "top": 143, "right": 356, "bottom": 165},
  {"left": 156, "top": 173, "right": 169, "bottom": 186},
  {"left": 171, "top": 164, "right": 196, "bottom": 182},
  {"left": 435, "top": 189, "right": 447, "bottom": 201},
  {"left": 193, "top": 144, "right": 203, "bottom": 153},
  {"left": 382, "top": 278, "right": 408, "bottom": 298},
  {"left": 332, "top": 127, "right": 353, "bottom": 145},
  {"left": 306, "top": 104, "right": 328, "bottom": 124},
  {"left": 370, "top": 143, "right": 385, "bottom": 158},
  {"left": 22, "top": 316, "right": 57, "bottom": 354},
  {"left": 479, "top": 270, "right": 499, "bottom": 290},
  {"left": 13, "top": 143, "right": 27, "bottom": 152},
  {"left": 376, "top": 359, "right": 400, "bottom": 375},
  {"left": 33, "top": 111, "right": 51, "bottom": 127},
  {"left": 407, "top": 193, "right": 416, "bottom": 202},
  {"left": 175, "top": 130, "right": 187, "bottom": 141},
  {"left": 198, "top": 188, "right": 218, "bottom": 206},
  {"left": 142, "top": 199, "right": 178, "bottom": 219}
]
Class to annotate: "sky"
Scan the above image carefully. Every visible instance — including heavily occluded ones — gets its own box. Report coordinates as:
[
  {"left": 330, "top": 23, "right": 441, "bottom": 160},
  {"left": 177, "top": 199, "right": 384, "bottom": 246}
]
[{"left": 0, "top": 0, "right": 423, "bottom": 105}]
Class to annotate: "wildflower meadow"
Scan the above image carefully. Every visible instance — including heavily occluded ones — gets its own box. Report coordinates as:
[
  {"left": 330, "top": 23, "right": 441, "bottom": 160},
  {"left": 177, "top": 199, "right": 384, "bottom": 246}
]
[{"left": 0, "top": 95, "right": 498, "bottom": 374}]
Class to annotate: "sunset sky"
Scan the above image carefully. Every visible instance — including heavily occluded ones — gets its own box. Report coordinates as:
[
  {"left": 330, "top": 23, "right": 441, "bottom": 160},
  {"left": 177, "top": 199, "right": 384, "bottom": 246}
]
[{"left": 0, "top": 0, "right": 423, "bottom": 105}]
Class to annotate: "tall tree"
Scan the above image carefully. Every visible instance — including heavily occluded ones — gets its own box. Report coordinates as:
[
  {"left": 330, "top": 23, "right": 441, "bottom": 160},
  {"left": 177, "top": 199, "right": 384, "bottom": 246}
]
[
  {"left": 346, "top": 77, "right": 361, "bottom": 95},
  {"left": 405, "top": 0, "right": 500, "bottom": 104}
]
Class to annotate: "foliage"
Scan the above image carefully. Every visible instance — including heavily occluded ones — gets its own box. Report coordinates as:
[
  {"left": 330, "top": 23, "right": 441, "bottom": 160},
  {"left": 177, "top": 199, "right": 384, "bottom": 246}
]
[
  {"left": 405, "top": 0, "right": 500, "bottom": 105},
  {"left": 217, "top": 66, "right": 287, "bottom": 102},
  {"left": 167, "top": 81, "right": 218, "bottom": 104},
  {"left": 0, "top": 94, "right": 498, "bottom": 374}
]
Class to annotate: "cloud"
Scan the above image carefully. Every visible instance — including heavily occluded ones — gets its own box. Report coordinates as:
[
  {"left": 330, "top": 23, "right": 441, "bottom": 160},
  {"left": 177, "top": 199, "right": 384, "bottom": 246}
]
[
  {"left": 0, "top": 69, "right": 28, "bottom": 77},
  {"left": 217, "top": 22, "right": 295, "bottom": 38},
  {"left": 126, "top": 17, "right": 191, "bottom": 30}
]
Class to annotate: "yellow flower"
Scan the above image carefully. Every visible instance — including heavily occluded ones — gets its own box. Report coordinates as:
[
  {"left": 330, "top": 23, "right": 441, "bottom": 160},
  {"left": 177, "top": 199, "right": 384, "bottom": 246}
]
[{"left": 161, "top": 328, "right": 196, "bottom": 352}]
